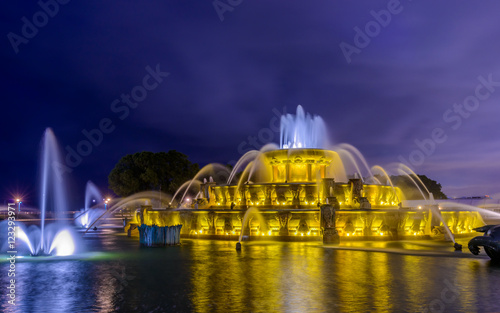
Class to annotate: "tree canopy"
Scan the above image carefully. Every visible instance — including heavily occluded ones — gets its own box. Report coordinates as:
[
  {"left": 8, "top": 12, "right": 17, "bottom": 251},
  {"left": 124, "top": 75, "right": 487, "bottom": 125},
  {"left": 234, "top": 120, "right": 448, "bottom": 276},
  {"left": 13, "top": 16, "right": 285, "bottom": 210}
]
[
  {"left": 390, "top": 174, "right": 447, "bottom": 200},
  {"left": 108, "top": 151, "right": 199, "bottom": 197}
]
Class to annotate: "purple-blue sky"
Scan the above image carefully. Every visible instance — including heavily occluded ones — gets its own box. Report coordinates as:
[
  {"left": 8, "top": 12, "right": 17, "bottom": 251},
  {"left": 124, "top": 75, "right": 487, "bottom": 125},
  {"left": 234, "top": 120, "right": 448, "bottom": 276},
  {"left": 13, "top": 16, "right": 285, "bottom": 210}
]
[{"left": 1, "top": 1, "right": 500, "bottom": 206}]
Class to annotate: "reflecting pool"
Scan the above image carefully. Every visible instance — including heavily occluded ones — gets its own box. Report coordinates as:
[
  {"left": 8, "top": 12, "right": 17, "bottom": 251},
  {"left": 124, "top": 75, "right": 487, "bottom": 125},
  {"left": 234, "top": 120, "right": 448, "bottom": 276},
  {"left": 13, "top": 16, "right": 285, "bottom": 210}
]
[{"left": 1, "top": 231, "right": 500, "bottom": 312}]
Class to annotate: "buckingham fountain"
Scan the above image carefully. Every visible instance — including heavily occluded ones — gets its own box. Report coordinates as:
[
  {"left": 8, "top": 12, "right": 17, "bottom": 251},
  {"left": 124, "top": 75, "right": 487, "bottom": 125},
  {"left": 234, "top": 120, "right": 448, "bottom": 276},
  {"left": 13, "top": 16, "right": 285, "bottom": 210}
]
[{"left": 126, "top": 106, "right": 487, "bottom": 245}]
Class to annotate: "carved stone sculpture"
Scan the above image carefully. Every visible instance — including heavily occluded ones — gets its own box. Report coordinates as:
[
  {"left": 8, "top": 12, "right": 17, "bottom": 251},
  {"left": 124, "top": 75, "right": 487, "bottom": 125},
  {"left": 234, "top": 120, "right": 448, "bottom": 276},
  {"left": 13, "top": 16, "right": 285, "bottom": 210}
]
[
  {"left": 469, "top": 225, "right": 500, "bottom": 261},
  {"left": 321, "top": 201, "right": 340, "bottom": 244}
]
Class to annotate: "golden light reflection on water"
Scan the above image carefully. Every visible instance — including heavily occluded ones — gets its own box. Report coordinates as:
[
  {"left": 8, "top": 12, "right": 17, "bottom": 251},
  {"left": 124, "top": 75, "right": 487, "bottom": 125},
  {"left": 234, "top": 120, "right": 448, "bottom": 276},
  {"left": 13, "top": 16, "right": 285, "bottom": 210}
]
[
  {"left": 186, "top": 240, "right": 500, "bottom": 313},
  {"left": 3, "top": 237, "right": 500, "bottom": 313}
]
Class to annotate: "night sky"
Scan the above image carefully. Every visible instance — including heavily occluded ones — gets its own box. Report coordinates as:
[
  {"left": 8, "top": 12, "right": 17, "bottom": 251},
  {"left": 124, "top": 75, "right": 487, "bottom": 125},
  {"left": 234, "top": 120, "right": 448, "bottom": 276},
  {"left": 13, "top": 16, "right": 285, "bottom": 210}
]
[{"left": 1, "top": 1, "right": 500, "bottom": 207}]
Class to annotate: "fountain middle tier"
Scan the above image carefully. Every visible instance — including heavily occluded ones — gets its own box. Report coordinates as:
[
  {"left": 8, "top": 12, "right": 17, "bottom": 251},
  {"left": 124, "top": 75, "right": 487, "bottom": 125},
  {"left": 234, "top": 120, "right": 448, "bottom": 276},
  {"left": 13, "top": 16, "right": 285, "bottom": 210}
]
[
  {"left": 191, "top": 148, "right": 403, "bottom": 209},
  {"left": 134, "top": 205, "right": 484, "bottom": 241}
]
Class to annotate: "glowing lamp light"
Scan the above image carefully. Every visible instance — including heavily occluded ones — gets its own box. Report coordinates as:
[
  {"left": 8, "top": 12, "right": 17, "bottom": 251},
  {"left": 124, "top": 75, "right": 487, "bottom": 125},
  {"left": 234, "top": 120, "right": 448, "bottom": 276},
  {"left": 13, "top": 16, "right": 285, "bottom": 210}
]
[
  {"left": 199, "top": 229, "right": 203, "bottom": 234},
  {"left": 301, "top": 233, "right": 304, "bottom": 236},
  {"left": 268, "top": 230, "right": 272, "bottom": 236},
  {"left": 347, "top": 233, "right": 350, "bottom": 236},
  {"left": 418, "top": 206, "right": 422, "bottom": 210}
]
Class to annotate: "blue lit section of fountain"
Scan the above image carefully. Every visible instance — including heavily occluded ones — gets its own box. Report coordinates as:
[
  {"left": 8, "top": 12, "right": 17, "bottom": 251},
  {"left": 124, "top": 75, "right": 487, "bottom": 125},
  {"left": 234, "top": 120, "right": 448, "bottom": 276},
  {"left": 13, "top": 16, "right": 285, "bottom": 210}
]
[
  {"left": 14, "top": 128, "right": 77, "bottom": 256},
  {"left": 74, "top": 181, "right": 105, "bottom": 228}
]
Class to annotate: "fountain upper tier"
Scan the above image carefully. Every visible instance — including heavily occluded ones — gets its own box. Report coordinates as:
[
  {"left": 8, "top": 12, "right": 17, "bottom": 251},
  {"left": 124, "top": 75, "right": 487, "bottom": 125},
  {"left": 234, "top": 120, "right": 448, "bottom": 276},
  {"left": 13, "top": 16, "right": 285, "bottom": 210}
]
[
  {"left": 199, "top": 147, "right": 404, "bottom": 209},
  {"left": 262, "top": 148, "right": 346, "bottom": 184}
]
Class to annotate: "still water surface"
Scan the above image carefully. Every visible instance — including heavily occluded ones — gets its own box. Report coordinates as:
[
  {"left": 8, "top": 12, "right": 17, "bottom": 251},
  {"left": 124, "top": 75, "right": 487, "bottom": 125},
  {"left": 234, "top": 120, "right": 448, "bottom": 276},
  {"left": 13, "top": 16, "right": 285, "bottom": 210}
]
[{"left": 1, "top": 230, "right": 500, "bottom": 313}]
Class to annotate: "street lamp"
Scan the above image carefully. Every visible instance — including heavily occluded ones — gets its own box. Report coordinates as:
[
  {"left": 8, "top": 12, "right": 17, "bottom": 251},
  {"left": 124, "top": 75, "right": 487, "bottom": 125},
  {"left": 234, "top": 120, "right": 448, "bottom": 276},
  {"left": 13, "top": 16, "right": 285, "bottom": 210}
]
[
  {"left": 16, "top": 199, "right": 22, "bottom": 212},
  {"left": 104, "top": 197, "right": 111, "bottom": 210}
]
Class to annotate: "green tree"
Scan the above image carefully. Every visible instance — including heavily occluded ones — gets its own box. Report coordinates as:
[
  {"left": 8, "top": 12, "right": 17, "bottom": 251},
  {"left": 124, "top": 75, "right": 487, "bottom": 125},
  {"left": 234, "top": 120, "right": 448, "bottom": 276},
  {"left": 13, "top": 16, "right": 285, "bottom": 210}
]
[
  {"left": 390, "top": 174, "right": 447, "bottom": 200},
  {"left": 108, "top": 151, "right": 199, "bottom": 197}
]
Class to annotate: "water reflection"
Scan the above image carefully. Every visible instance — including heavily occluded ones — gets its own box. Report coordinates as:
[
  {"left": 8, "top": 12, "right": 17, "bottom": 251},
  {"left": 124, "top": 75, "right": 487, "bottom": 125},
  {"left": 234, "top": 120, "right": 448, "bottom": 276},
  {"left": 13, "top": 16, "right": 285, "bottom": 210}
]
[{"left": 2, "top": 235, "right": 500, "bottom": 312}]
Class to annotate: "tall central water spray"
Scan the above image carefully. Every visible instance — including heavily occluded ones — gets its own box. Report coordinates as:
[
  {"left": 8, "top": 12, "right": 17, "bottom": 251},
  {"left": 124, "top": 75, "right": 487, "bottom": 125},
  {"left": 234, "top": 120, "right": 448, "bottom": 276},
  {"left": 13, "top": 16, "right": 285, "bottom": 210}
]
[
  {"left": 39, "top": 128, "right": 70, "bottom": 252},
  {"left": 280, "top": 105, "right": 328, "bottom": 149},
  {"left": 15, "top": 128, "right": 77, "bottom": 256}
]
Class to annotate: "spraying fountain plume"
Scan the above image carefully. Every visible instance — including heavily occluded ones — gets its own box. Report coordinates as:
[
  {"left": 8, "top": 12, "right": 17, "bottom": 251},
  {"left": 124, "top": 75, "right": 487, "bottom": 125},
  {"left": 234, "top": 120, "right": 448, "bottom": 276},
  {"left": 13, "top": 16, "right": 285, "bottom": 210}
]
[
  {"left": 74, "top": 181, "right": 104, "bottom": 228},
  {"left": 280, "top": 105, "right": 328, "bottom": 149},
  {"left": 10, "top": 128, "right": 78, "bottom": 256}
]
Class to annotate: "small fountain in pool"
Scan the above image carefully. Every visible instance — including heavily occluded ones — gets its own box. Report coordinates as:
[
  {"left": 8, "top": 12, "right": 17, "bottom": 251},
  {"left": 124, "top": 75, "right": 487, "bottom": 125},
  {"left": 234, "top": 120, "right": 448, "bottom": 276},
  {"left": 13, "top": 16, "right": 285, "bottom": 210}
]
[
  {"left": 236, "top": 207, "right": 269, "bottom": 250},
  {"left": 13, "top": 128, "right": 77, "bottom": 256},
  {"left": 74, "top": 181, "right": 105, "bottom": 228}
]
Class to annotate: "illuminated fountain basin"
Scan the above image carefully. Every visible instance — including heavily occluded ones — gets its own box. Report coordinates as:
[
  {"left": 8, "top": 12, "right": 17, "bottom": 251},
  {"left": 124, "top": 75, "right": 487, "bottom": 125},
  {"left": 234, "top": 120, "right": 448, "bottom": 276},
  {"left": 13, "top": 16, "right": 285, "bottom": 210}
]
[
  {"left": 136, "top": 106, "right": 486, "bottom": 242},
  {"left": 142, "top": 147, "right": 484, "bottom": 241}
]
